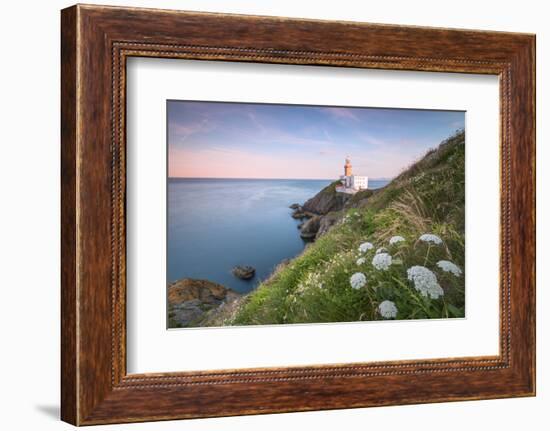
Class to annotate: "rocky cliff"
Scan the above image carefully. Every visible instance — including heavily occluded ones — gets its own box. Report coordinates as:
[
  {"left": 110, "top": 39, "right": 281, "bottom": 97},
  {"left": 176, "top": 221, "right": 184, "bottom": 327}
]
[
  {"left": 232, "top": 129, "right": 467, "bottom": 326},
  {"left": 293, "top": 180, "right": 379, "bottom": 241},
  {"left": 168, "top": 278, "right": 241, "bottom": 328},
  {"left": 302, "top": 180, "right": 349, "bottom": 215}
]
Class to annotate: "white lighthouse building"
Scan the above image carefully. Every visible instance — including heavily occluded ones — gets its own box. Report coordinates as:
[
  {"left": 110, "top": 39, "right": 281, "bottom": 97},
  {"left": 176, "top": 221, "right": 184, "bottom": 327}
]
[{"left": 336, "top": 157, "right": 368, "bottom": 194}]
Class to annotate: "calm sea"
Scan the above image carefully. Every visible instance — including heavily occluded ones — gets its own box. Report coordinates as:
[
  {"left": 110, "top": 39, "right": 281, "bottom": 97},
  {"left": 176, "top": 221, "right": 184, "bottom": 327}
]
[{"left": 168, "top": 178, "right": 389, "bottom": 293}]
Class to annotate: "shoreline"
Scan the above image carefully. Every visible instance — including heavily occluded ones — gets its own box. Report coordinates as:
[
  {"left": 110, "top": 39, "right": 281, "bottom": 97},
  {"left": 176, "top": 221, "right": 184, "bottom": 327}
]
[
  {"left": 167, "top": 179, "right": 357, "bottom": 328},
  {"left": 167, "top": 130, "right": 465, "bottom": 328},
  {"left": 167, "top": 177, "right": 392, "bottom": 328},
  {"left": 167, "top": 177, "right": 333, "bottom": 292}
]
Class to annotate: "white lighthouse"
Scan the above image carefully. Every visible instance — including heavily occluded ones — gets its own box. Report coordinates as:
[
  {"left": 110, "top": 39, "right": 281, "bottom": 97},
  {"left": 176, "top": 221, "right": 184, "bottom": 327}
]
[{"left": 336, "top": 157, "right": 369, "bottom": 194}]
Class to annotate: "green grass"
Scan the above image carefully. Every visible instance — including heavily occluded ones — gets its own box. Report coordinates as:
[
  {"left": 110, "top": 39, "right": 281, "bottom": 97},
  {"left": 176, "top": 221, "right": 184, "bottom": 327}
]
[
  {"left": 320, "top": 180, "right": 341, "bottom": 196},
  {"left": 230, "top": 130, "right": 466, "bottom": 325}
]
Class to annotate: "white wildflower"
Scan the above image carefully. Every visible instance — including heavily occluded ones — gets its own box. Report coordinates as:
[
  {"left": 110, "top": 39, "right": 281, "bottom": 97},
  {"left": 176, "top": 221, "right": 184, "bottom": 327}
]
[
  {"left": 356, "top": 257, "right": 366, "bottom": 266},
  {"left": 378, "top": 300, "right": 398, "bottom": 319},
  {"left": 350, "top": 272, "right": 367, "bottom": 290},
  {"left": 372, "top": 253, "right": 392, "bottom": 270},
  {"left": 419, "top": 233, "right": 443, "bottom": 245},
  {"left": 436, "top": 260, "right": 462, "bottom": 277},
  {"left": 407, "top": 265, "right": 444, "bottom": 299},
  {"left": 376, "top": 247, "right": 388, "bottom": 254},
  {"left": 358, "top": 242, "right": 374, "bottom": 253},
  {"left": 296, "top": 271, "right": 323, "bottom": 294},
  {"left": 389, "top": 235, "right": 405, "bottom": 245},
  {"left": 427, "top": 283, "right": 444, "bottom": 299}
]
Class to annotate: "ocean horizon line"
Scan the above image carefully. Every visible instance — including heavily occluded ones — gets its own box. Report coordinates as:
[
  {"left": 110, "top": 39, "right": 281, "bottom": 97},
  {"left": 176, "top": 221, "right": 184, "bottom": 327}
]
[{"left": 168, "top": 176, "right": 393, "bottom": 181}]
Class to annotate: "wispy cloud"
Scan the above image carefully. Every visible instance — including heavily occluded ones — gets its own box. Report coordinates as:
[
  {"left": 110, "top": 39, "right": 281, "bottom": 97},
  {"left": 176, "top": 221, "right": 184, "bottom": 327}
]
[
  {"left": 322, "top": 128, "right": 333, "bottom": 142},
  {"left": 355, "top": 132, "right": 388, "bottom": 147},
  {"left": 167, "top": 101, "right": 464, "bottom": 179},
  {"left": 321, "top": 107, "right": 360, "bottom": 122},
  {"left": 169, "top": 118, "right": 214, "bottom": 144},
  {"left": 246, "top": 110, "right": 268, "bottom": 135}
]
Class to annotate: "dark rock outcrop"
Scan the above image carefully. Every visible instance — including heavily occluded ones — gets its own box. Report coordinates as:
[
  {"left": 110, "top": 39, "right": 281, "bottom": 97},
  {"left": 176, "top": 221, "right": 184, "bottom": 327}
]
[
  {"left": 296, "top": 181, "right": 382, "bottom": 241},
  {"left": 291, "top": 208, "right": 316, "bottom": 219},
  {"left": 291, "top": 210, "right": 308, "bottom": 219},
  {"left": 168, "top": 278, "right": 241, "bottom": 328},
  {"left": 299, "top": 215, "right": 321, "bottom": 240},
  {"left": 302, "top": 181, "right": 349, "bottom": 215},
  {"left": 315, "top": 212, "right": 342, "bottom": 238},
  {"left": 232, "top": 265, "right": 255, "bottom": 280},
  {"left": 290, "top": 181, "right": 350, "bottom": 242}
]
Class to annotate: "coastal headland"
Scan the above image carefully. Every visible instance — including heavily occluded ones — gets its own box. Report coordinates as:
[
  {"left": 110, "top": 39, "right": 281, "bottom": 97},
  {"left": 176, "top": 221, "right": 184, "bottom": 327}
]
[{"left": 168, "top": 130, "right": 466, "bottom": 328}]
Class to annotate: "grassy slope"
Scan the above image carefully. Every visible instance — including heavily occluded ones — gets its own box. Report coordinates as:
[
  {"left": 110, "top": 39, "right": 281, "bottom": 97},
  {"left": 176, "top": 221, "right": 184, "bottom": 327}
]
[{"left": 230, "top": 130, "right": 466, "bottom": 326}]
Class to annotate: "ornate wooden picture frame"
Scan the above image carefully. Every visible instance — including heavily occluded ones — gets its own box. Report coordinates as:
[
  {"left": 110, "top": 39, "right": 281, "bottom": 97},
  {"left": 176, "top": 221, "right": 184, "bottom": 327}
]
[{"left": 61, "top": 4, "right": 535, "bottom": 425}]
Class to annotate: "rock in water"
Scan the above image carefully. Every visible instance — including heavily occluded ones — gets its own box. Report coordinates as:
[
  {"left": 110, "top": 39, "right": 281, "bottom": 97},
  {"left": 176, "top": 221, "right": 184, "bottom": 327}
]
[
  {"left": 289, "top": 203, "right": 301, "bottom": 210},
  {"left": 232, "top": 265, "right": 256, "bottom": 280},
  {"left": 291, "top": 209, "right": 310, "bottom": 219}
]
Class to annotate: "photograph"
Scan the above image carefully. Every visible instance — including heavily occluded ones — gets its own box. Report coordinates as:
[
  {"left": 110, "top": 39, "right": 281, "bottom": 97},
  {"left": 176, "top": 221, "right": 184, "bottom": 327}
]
[
  {"left": 1, "top": 0, "right": 540, "bottom": 428},
  {"left": 167, "top": 101, "right": 466, "bottom": 328}
]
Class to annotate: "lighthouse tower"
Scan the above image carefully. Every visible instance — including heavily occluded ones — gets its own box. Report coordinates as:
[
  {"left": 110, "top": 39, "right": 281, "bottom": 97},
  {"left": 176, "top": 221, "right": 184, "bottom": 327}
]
[
  {"left": 344, "top": 156, "right": 352, "bottom": 176},
  {"left": 338, "top": 156, "right": 369, "bottom": 193}
]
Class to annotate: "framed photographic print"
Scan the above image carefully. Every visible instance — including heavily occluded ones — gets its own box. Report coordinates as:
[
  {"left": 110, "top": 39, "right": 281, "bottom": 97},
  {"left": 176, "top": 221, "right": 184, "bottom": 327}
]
[
  {"left": 164, "top": 100, "right": 466, "bottom": 329},
  {"left": 61, "top": 4, "right": 535, "bottom": 425}
]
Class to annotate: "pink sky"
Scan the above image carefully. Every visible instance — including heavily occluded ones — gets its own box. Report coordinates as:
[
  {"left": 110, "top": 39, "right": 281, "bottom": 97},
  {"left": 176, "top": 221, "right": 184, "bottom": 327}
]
[{"left": 168, "top": 101, "right": 465, "bottom": 179}]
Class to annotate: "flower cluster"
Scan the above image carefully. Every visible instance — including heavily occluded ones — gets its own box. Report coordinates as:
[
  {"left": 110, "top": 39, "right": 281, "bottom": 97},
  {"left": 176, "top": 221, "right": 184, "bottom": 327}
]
[
  {"left": 358, "top": 242, "right": 374, "bottom": 253},
  {"left": 389, "top": 235, "right": 405, "bottom": 245},
  {"left": 311, "top": 227, "right": 460, "bottom": 322},
  {"left": 372, "top": 252, "right": 392, "bottom": 271},
  {"left": 436, "top": 260, "right": 462, "bottom": 277},
  {"left": 350, "top": 272, "right": 367, "bottom": 290},
  {"left": 406, "top": 265, "right": 444, "bottom": 299},
  {"left": 295, "top": 271, "right": 324, "bottom": 294},
  {"left": 341, "top": 212, "right": 360, "bottom": 225},
  {"left": 323, "top": 250, "right": 353, "bottom": 271},
  {"left": 378, "top": 300, "right": 398, "bottom": 319},
  {"left": 419, "top": 233, "right": 443, "bottom": 245}
]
